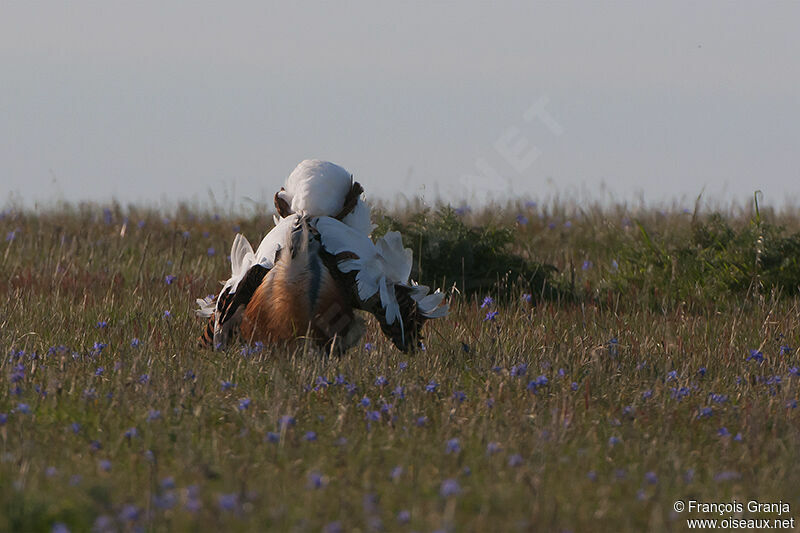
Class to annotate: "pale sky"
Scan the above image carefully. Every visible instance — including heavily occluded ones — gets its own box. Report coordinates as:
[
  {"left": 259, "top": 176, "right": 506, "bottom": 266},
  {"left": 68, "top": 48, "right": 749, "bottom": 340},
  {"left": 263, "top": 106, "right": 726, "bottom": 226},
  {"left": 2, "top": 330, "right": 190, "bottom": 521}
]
[{"left": 1, "top": 2, "right": 798, "bottom": 209}]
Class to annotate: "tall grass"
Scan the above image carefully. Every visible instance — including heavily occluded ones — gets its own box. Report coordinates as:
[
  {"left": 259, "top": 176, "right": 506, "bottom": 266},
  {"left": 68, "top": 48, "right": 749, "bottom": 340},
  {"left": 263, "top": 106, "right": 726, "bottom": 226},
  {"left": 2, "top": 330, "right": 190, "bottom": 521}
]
[{"left": 1, "top": 199, "right": 799, "bottom": 532}]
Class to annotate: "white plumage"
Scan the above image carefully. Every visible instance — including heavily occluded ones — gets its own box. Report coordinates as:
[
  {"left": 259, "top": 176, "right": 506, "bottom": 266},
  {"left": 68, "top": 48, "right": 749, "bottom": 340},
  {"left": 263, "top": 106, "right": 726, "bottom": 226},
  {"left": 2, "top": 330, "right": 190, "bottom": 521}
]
[
  {"left": 339, "top": 197, "right": 375, "bottom": 236},
  {"left": 278, "top": 160, "right": 353, "bottom": 217},
  {"left": 276, "top": 159, "right": 375, "bottom": 235},
  {"left": 252, "top": 214, "right": 298, "bottom": 268},
  {"left": 198, "top": 159, "right": 447, "bottom": 352},
  {"left": 314, "top": 216, "right": 449, "bottom": 331}
]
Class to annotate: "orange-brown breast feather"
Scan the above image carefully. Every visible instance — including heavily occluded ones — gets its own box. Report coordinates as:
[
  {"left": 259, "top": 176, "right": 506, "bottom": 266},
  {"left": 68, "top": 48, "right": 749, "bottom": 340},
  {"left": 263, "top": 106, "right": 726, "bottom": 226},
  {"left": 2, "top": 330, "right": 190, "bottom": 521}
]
[{"left": 241, "top": 259, "right": 312, "bottom": 344}]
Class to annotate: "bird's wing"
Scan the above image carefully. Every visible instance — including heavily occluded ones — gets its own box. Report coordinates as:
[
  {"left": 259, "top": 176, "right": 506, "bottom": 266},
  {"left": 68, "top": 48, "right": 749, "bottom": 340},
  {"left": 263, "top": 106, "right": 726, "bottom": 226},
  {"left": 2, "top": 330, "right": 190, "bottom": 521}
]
[
  {"left": 211, "top": 263, "right": 270, "bottom": 348},
  {"left": 376, "top": 231, "right": 412, "bottom": 284},
  {"left": 412, "top": 289, "right": 449, "bottom": 318},
  {"left": 253, "top": 214, "right": 298, "bottom": 268},
  {"left": 198, "top": 218, "right": 299, "bottom": 350},
  {"left": 313, "top": 216, "right": 448, "bottom": 352},
  {"left": 314, "top": 216, "right": 383, "bottom": 300},
  {"left": 340, "top": 197, "right": 376, "bottom": 235},
  {"left": 226, "top": 233, "right": 256, "bottom": 294}
]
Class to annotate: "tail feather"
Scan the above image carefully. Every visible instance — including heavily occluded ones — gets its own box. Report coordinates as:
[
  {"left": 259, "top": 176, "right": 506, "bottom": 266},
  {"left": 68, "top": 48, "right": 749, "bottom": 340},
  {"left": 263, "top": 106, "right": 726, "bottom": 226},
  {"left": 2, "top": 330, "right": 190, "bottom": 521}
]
[{"left": 198, "top": 316, "right": 215, "bottom": 348}]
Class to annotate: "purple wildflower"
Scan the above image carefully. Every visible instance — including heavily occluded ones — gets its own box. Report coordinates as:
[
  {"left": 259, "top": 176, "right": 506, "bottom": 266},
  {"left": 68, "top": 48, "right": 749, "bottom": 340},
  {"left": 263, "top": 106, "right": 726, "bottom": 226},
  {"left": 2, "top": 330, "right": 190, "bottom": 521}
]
[
  {"left": 714, "top": 471, "right": 741, "bottom": 482},
  {"left": 390, "top": 465, "right": 403, "bottom": 480},
  {"left": 445, "top": 438, "right": 461, "bottom": 454},
  {"left": 307, "top": 471, "right": 327, "bottom": 489},
  {"left": 510, "top": 363, "right": 528, "bottom": 378},
  {"left": 608, "top": 338, "right": 619, "bottom": 357},
  {"left": 324, "top": 522, "right": 343, "bottom": 533},
  {"left": 119, "top": 505, "right": 140, "bottom": 522},
  {"left": 439, "top": 478, "right": 461, "bottom": 498},
  {"left": 10, "top": 364, "right": 25, "bottom": 383},
  {"left": 709, "top": 393, "right": 728, "bottom": 404},
  {"left": 217, "top": 493, "right": 237, "bottom": 511},
  {"left": 746, "top": 349, "right": 764, "bottom": 363},
  {"left": 279, "top": 415, "right": 296, "bottom": 429},
  {"left": 397, "top": 510, "right": 411, "bottom": 524}
]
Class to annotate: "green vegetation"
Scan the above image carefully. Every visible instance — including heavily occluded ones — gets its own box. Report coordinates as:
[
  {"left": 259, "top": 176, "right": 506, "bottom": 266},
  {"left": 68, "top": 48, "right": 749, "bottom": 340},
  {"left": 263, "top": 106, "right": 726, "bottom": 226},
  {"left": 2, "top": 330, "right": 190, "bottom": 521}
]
[{"left": 1, "top": 199, "right": 799, "bottom": 532}]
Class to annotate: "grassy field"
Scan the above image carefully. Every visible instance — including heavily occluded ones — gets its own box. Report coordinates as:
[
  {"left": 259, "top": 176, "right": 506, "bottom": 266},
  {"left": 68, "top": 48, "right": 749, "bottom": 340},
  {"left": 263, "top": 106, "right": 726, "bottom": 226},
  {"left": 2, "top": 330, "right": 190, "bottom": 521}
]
[{"left": 2, "top": 199, "right": 800, "bottom": 532}]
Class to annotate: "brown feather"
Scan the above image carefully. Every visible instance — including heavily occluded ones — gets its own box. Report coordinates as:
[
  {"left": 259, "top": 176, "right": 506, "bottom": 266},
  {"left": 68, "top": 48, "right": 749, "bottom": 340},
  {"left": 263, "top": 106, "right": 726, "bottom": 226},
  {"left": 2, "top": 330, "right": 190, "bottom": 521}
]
[
  {"left": 333, "top": 181, "right": 364, "bottom": 221},
  {"left": 274, "top": 188, "right": 292, "bottom": 218}
]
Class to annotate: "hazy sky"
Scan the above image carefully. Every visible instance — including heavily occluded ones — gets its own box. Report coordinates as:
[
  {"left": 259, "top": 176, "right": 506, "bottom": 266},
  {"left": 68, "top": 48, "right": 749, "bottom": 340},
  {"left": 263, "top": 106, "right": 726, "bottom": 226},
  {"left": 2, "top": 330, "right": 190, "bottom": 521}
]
[{"left": 2, "top": 2, "right": 798, "bottom": 209}]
